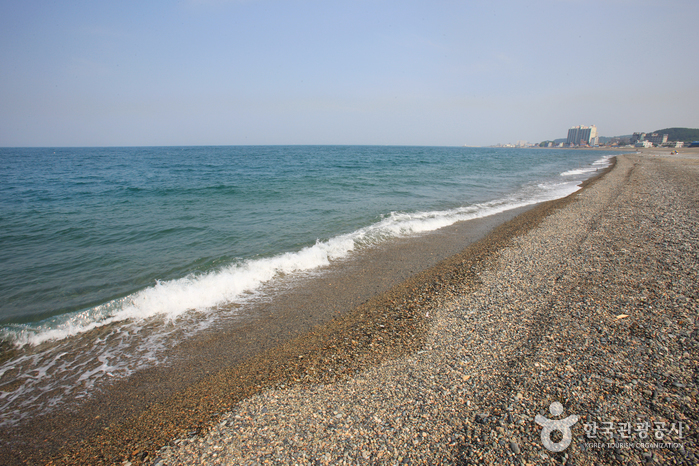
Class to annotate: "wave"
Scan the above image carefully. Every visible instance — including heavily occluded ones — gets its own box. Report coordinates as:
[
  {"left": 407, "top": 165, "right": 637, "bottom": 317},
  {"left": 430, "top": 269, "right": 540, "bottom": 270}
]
[
  {"left": 2, "top": 155, "right": 613, "bottom": 349},
  {"left": 1, "top": 187, "right": 578, "bottom": 348},
  {"left": 561, "top": 155, "right": 613, "bottom": 176},
  {"left": 561, "top": 167, "right": 598, "bottom": 176}
]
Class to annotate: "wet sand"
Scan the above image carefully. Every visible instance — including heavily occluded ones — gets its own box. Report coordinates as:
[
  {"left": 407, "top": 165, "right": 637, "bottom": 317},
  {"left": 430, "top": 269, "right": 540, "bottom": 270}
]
[{"left": 0, "top": 170, "right": 609, "bottom": 464}]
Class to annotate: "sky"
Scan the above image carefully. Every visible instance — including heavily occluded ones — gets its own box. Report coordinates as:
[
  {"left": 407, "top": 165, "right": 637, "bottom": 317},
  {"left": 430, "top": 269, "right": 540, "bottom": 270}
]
[{"left": 1, "top": 0, "right": 698, "bottom": 147}]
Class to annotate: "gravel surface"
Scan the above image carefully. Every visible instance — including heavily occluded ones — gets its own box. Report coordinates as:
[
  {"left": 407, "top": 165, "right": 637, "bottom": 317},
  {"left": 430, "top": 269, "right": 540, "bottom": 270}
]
[{"left": 150, "top": 153, "right": 698, "bottom": 465}]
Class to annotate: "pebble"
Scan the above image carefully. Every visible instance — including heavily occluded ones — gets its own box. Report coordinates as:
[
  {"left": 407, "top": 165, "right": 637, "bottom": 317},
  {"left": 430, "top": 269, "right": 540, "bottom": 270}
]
[{"left": 509, "top": 440, "right": 521, "bottom": 454}]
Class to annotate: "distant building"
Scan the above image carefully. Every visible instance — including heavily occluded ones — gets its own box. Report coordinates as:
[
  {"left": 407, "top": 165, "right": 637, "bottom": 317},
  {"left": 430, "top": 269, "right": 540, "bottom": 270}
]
[
  {"left": 631, "top": 132, "right": 669, "bottom": 146},
  {"left": 647, "top": 133, "right": 668, "bottom": 145},
  {"left": 516, "top": 140, "right": 536, "bottom": 148},
  {"left": 566, "top": 125, "right": 598, "bottom": 146}
]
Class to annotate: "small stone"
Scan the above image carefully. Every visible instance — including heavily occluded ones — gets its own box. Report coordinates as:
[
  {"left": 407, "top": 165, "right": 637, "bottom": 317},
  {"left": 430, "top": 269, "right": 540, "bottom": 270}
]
[{"left": 509, "top": 440, "right": 521, "bottom": 454}]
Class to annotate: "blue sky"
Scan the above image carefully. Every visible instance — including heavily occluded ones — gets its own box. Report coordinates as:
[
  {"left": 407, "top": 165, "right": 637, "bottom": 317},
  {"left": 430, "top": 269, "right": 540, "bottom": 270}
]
[{"left": 1, "top": 0, "right": 697, "bottom": 147}]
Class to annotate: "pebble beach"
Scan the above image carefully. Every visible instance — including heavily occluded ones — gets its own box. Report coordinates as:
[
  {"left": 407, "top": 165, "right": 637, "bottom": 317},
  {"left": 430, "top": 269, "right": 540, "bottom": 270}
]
[
  {"left": 149, "top": 152, "right": 698, "bottom": 466},
  {"left": 35, "top": 150, "right": 698, "bottom": 465}
]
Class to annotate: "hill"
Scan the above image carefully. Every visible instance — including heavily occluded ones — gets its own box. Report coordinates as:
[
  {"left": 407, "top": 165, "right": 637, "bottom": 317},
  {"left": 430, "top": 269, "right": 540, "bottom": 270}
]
[{"left": 650, "top": 127, "right": 699, "bottom": 142}]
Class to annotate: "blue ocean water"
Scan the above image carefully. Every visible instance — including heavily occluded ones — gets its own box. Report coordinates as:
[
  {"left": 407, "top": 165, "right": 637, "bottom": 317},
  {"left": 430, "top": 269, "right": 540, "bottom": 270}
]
[{"left": 0, "top": 145, "right": 611, "bottom": 425}]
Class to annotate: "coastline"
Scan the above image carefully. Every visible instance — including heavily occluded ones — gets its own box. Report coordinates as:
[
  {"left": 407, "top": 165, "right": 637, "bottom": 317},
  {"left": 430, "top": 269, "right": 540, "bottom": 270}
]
[
  {"left": 0, "top": 163, "right": 610, "bottom": 465},
  {"left": 147, "top": 151, "right": 699, "bottom": 465},
  {"left": 11, "top": 150, "right": 697, "bottom": 465}
]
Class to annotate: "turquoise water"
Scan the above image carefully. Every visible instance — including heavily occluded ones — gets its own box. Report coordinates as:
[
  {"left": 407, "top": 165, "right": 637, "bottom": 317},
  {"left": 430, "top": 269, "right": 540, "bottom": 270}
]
[{"left": 0, "top": 145, "right": 611, "bottom": 425}]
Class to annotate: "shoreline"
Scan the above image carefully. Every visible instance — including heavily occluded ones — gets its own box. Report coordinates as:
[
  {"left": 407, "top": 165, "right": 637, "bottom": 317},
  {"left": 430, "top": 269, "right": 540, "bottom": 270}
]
[
  {"left": 0, "top": 159, "right": 612, "bottom": 464},
  {"left": 1, "top": 159, "right": 612, "bottom": 465},
  {"left": 35, "top": 161, "right": 612, "bottom": 464}
]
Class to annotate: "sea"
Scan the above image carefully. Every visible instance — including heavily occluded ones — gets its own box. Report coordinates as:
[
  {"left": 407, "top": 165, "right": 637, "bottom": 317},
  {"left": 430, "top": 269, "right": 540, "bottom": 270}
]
[{"left": 0, "top": 145, "right": 612, "bottom": 427}]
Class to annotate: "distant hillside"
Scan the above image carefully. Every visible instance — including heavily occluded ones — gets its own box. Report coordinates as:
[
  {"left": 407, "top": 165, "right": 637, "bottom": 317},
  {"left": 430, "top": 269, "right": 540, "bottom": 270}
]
[{"left": 650, "top": 127, "right": 699, "bottom": 142}]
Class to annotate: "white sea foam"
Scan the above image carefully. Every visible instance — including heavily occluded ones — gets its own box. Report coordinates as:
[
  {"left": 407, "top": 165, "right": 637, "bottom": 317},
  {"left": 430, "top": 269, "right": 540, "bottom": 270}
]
[
  {"left": 561, "top": 167, "right": 598, "bottom": 176},
  {"left": 2, "top": 175, "right": 595, "bottom": 349},
  {"left": 561, "top": 155, "right": 612, "bottom": 176},
  {"left": 593, "top": 155, "right": 614, "bottom": 165}
]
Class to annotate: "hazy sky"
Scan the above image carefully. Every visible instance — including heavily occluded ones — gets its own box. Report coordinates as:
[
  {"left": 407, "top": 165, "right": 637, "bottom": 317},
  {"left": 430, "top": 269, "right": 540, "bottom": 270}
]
[{"left": 1, "top": 0, "right": 697, "bottom": 147}]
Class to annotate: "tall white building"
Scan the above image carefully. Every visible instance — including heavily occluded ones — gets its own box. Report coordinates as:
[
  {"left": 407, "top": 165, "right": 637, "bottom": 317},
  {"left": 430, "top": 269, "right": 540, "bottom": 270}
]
[{"left": 566, "top": 125, "right": 598, "bottom": 146}]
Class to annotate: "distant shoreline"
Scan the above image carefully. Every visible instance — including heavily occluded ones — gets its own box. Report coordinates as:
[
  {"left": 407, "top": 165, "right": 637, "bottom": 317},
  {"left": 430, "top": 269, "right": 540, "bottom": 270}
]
[
  {"left": 486, "top": 146, "right": 699, "bottom": 154},
  {"left": 536, "top": 146, "right": 699, "bottom": 154}
]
